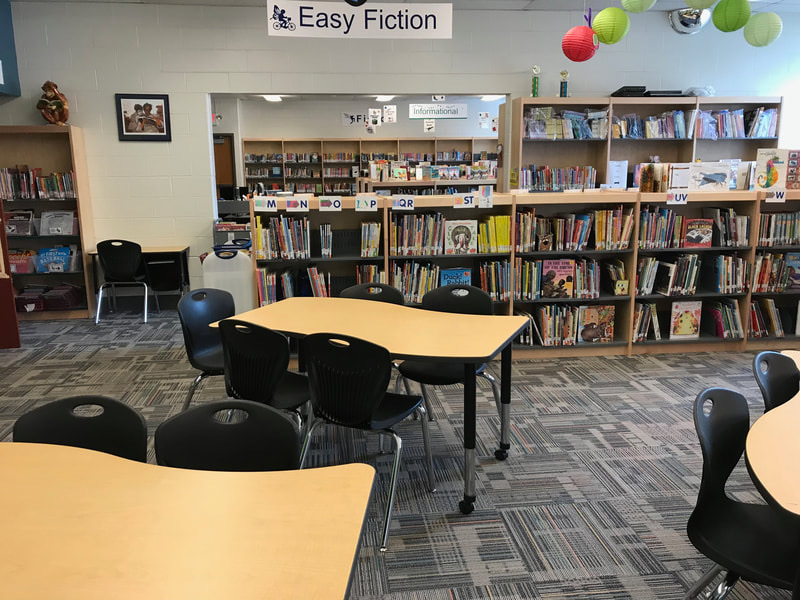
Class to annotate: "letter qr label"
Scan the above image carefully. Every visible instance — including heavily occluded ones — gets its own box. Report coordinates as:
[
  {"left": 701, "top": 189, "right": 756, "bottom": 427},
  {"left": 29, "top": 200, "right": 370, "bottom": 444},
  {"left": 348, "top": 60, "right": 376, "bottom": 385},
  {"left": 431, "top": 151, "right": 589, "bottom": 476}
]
[{"left": 392, "top": 195, "right": 415, "bottom": 210}]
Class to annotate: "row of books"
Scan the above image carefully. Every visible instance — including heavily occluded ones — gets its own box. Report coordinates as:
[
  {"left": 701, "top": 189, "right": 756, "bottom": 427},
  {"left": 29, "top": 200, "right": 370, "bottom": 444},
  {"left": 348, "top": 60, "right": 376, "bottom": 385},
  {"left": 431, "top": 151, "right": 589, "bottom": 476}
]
[
  {"left": 356, "top": 264, "right": 384, "bottom": 285},
  {"left": 638, "top": 209, "right": 749, "bottom": 249},
  {"left": 323, "top": 168, "right": 356, "bottom": 178},
  {"left": 246, "top": 167, "right": 282, "bottom": 178},
  {"left": 253, "top": 215, "right": 311, "bottom": 260},
  {"left": 360, "top": 222, "right": 381, "bottom": 258},
  {"left": 752, "top": 252, "right": 800, "bottom": 293},
  {"left": 748, "top": 298, "right": 800, "bottom": 338},
  {"left": 323, "top": 153, "right": 356, "bottom": 162},
  {"left": 523, "top": 107, "right": 607, "bottom": 141},
  {"left": 285, "top": 183, "right": 319, "bottom": 193},
  {"left": 324, "top": 184, "right": 357, "bottom": 194},
  {"left": 515, "top": 257, "right": 602, "bottom": 300},
  {"left": 244, "top": 154, "right": 282, "bottom": 164},
  {"left": 518, "top": 165, "right": 597, "bottom": 191},
  {"left": 284, "top": 153, "right": 321, "bottom": 163},
  {"left": 478, "top": 215, "right": 512, "bottom": 253},
  {"left": 479, "top": 260, "right": 511, "bottom": 301},
  {"left": 0, "top": 167, "right": 76, "bottom": 200},
  {"left": 285, "top": 168, "right": 319, "bottom": 178},
  {"left": 389, "top": 261, "right": 440, "bottom": 304},
  {"left": 612, "top": 110, "right": 687, "bottom": 140},
  {"left": 695, "top": 107, "right": 778, "bottom": 140},
  {"left": 516, "top": 304, "right": 615, "bottom": 347},
  {"left": 515, "top": 207, "right": 634, "bottom": 252},
  {"left": 256, "top": 267, "right": 332, "bottom": 304},
  {"left": 758, "top": 212, "right": 800, "bottom": 246}
]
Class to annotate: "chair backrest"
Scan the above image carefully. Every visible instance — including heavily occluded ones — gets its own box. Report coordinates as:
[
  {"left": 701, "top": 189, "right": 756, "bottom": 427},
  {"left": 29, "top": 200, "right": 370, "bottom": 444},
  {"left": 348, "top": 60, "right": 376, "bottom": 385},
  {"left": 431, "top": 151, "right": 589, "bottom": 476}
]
[
  {"left": 13, "top": 396, "right": 148, "bottom": 462},
  {"left": 301, "top": 333, "right": 391, "bottom": 429},
  {"left": 691, "top": 387, "right": 750, "bottom": 509},
  {"left": 420, "top": 284, "right": 493, "bottom": 315},
  {"left": 178, "top": 288, "right": 235, "bottom": 370},
  {"left": 96, "top": 239, "right": 143, "bottom": 282},
  {"left": 339, "top": 283, "right": 404, "bottom": 305},
  {"left": 753, "top": 351, "right": 799, "bottom": 412},
  {"left": 154, "top": 399, "right": 300, "bottom": 471},
  {"left": 219, "top": 319, "right": 290, "bottom": 404}
]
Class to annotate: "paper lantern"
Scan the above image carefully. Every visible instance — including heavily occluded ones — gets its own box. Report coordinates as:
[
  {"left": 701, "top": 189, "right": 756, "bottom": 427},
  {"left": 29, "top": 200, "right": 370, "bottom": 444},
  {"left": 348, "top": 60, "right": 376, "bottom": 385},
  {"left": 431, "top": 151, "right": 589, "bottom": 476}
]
[
  {"left": 684, "top": 0, "right": 716, "bottom": 8},
  {"left": 712, "top": 0, "right": 750, "bottom": 32},
  {"left": 744, "top": 12, "right": 783, "bottom": 47},
  {"left": 592, "top": 7, "right": 630, "bottom": 45},
  {"left": 622, "top": 0, "right": 657, "bottom": 13},
  {"left": 561, "top": 26, "right": 599, "bottom": 62}
]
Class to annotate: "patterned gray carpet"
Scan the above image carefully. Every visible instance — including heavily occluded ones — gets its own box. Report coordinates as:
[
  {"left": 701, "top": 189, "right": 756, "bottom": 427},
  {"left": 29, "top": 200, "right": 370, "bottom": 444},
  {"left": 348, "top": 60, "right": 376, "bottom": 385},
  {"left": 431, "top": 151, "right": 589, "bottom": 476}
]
[{"left": 0, "top": 312, "right": 791, "bottom": 599}]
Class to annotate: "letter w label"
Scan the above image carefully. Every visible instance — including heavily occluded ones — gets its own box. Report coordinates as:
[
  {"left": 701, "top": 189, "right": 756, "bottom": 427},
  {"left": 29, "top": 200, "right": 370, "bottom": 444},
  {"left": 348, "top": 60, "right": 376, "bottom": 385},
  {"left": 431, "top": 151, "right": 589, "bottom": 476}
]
[{"left": 766, "top": 189, "right": 787, "bottom": 203}]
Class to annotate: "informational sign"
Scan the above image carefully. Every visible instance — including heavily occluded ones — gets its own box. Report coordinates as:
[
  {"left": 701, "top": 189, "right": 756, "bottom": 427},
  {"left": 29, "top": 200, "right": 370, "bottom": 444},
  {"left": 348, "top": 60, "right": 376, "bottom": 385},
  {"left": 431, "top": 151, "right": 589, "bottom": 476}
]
[
  {"left": 355, "top": 194, "right": 379, "bottom": 212},
  {"left": 319, "top": 196, "right": 343, "bottom": 211},
  {"left": 383, "top": 105, "right": 396, "bottom": 123},
  {"left": 286, "top": 195, "right": 311, "bottom": 212},
  {"left": 254, "top": 196, "right": 279, "bottom": 212},
  {"left": 423, "top": 119, "right": 435, "bottom": 133},
  {"left": 392, "top": 195, "right": 415, "bottom": 210},
  {"left": 409, "top": 103, "right": 467, "bottom": 120},
  {"left": 267, "top": 1, "right": 452, "bottom": 39}
]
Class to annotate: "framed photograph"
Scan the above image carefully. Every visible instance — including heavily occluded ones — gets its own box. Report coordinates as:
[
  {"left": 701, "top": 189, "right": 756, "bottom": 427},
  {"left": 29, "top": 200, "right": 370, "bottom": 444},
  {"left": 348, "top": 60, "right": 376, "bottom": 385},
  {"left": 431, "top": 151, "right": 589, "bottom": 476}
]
[{"left": 115, "top": 93, "right": 171, "bottom": 142}]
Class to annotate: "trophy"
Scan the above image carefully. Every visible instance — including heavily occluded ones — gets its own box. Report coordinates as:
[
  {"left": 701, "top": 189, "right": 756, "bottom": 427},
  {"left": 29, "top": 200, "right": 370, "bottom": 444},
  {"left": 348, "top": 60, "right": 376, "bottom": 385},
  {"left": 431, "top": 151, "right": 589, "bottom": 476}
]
[
  {"left": 531, "top": 65, "right": 540, "bottom": 98},
  {"left": 559, "top": 70, "right": 569, "bottom": 98}
]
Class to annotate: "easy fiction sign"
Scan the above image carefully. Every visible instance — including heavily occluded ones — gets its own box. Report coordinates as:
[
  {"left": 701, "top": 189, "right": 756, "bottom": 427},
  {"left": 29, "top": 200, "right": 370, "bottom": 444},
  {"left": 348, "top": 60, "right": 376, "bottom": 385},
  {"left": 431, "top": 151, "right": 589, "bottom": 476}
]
[{"left": 267, "top": 1, "right": 452, "bottom": 38}]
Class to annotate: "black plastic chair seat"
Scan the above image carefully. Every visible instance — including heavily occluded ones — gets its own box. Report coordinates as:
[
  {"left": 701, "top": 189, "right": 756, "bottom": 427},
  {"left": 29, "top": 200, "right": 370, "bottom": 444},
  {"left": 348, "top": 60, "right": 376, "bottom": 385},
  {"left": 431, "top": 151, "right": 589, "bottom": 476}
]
[
  {"left": 270, "top": 371, "right": 311, "bottom": 412},
  {"left": 191, "top": 346, "right": 224, "bottom": 374},
  {"left": 398, "top": 360, "right": 488, "bottom": 386},
  {"left": 371, "top": 392, "right": 424, "bottom": 430},
  {"left": 688, "top": 502, "right": 799, "bottom": 589},
  {"left": 105, "top": 271, "right": 147, "bottom": 284}
]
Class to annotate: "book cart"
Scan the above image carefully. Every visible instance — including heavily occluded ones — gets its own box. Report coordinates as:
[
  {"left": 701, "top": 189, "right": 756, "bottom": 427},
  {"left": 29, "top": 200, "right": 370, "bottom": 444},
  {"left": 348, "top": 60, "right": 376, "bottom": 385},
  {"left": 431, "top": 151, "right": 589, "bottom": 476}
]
[{"left": 0, "top": 126, "right": 96, "bottom": 321}]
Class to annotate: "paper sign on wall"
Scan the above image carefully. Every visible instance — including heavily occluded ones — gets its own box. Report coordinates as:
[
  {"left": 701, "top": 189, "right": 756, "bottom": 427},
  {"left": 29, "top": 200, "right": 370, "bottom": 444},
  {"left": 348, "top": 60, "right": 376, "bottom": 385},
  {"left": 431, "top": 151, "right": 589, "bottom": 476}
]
[
  {"left": 478, "top": 112, "right": 489, "bottom": 129},
  {"left": 368, "top": 108, "right": 382, "bottom": 127},
  {"left": 356, "top": 194, "right": 379, "bottom": 212},
  {"left": 383, "top": 105, "right": 396, "bottom": 123},
  {"left": 342, "top": 112, "right": 368, "bottom": 127},
  {"left": 287, "top": 195, "right": 311, "bottom": 212},
  {"left": 392, "top": 195, "right": 415, "bottom": 210},
  {"left": 423, "top": 119, "right": 435, "bottom": 133},
  {"left": 409, "top": 103, "right": 467, "bottom": 120},
  {"left": 319, "top": 196, "right": 343, "bottom": 211}
]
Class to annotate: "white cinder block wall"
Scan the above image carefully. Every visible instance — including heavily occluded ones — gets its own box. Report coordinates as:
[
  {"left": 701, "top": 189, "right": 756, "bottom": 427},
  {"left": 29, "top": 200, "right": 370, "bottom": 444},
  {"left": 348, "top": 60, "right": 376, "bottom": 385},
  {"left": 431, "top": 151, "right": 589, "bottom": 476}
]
[{"left": 3, "top": 2, "right": 800, "bottom": 286}]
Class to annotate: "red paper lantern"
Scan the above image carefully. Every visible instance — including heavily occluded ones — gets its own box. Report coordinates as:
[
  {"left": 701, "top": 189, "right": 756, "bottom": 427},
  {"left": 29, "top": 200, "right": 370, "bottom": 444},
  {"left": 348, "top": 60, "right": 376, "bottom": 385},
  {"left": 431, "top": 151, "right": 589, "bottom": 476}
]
[{"left": 562, "top": 25, "right": 599, "bottom": 62}]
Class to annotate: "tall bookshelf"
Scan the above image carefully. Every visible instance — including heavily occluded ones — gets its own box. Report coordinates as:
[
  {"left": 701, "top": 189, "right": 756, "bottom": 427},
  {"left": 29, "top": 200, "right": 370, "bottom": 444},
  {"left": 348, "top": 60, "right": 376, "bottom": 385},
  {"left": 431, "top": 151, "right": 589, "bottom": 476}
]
[
  {"left": 243, "top": 137, "right": 498, "bottom": 197},
  {"left": 0, "top": 125, "right": 95, "bottom": 321},
  {"left": 499, "top": 96, "right": 782, "bottom": 193},
  {"left": 246, "top": 189, "right": 800, "bottom": 360}
]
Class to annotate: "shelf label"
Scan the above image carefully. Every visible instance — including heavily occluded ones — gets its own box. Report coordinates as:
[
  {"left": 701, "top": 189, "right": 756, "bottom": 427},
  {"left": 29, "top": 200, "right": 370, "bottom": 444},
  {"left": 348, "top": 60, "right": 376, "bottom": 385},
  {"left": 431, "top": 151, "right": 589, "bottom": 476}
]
[
  {"left": 765, "top": 187, "right": 787, "bottom": 203},
  {"left": 453, "top": 193, "right": 476, "bottom": 209},
  {"left": 477, "top": 186, "right": 493, "bottom": 208},
  {"left": 392, "top": 195, "right": 415, "bottom": 211},
  {"left": 355, "top": 194, "right": 379, "bottom": 212},
  {"left": 286, "top": 195, "right": 311, "bottom": 212},
  {"left": 666, "top": 190, "right": 689, "bottom": 205},
  {"left": 254, "top": 196, "right": 278, "bottom": 212},
  {"left": 319, "top": 196, "right": 342, "bottom": 211}
]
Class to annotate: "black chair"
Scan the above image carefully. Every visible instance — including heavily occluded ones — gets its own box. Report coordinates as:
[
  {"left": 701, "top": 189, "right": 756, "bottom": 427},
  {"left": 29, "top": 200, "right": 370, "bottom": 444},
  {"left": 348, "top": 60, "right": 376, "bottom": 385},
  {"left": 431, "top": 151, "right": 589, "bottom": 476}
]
[
  {"left": 178, "top": 288, "right": 236, "bottom": 411},
  {"left": 685, "top": 387, "right": 800, "bottom": 599},
  {"left": 219, "top": 319, "right": 309, "bottom": 425},
  {"left": 753, "top": 351, "right": 799, "bottom": 413},
  {"left": 95, "top": 239, "right": 159, "bottom": 324},
  {"left": 340, "top": 282, "right": 404, "bottom": 305},
  {"left": 396, "top": 284, "right": 501, "bottom": 421},
  {"left": 299, "top": 332, "right": 434, "bottom": 552},
  {"left": 154, "top": 399, "right": 300, "bottom": 471},
  {"left": 13, "top": 395, "right": 147, "bottom": 462}
]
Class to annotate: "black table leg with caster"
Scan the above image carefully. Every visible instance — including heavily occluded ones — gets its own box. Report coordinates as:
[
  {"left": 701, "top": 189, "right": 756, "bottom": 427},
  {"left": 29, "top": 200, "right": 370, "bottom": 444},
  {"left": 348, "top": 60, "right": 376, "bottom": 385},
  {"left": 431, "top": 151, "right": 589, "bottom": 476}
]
[
  {"left": 461, "top": 362, "right": 477, "bottom": 515},
  {"left": 495, "top": 343, "right": 512, "bottom": 461}
]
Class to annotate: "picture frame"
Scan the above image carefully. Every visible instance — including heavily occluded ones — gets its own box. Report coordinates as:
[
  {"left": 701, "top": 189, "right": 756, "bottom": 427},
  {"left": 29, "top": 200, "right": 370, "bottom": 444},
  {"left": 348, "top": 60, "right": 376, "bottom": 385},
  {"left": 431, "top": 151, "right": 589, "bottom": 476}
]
[{"left": 115, "top": 93, "right": 171, "bottom": 142}]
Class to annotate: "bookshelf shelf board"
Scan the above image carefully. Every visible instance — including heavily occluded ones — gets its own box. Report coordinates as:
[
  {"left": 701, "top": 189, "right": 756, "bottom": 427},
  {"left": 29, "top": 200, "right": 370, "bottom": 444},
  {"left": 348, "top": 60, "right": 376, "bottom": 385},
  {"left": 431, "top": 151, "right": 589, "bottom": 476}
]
[
  {"left": 516, "top": 293, "right": 624, "bottom": 304},
  {"left": 7, "top": 235, "right": 82, "bottom": 241},
  {"left": 515, "top": 249, "right": 634, "bottom": 258},
  {"left": 323, "top": 161, "right": 359, "bottom": 165},
  {"left": 636, "top": 246, "right": 752, "bottom": 254},
  {"left": 639, "top": 191, "right": 755, "bottom": 203},
  {"left": 257, "top": 255, "right": 384, "bottom": 264},
  {"left": 636, "top": 291, "right": 747, "bottom": 301},
  {"left": 696, "top": 137, "right": 779, "bottom": 141},
  {"left": 285, "top": 161, "right": 322, "bottom": 165},
  {"left": 751, "top": 291, "right": 800, "bottom": 297},
  {"left": 523, "top": 138, "right": 606, "bottom": 143},
  {"left": 514, "top": 340, "right": 629, "bottom": 351},
  {"left": 4, "top": 197, "right": 77, "bottom": 202},
  {"left": 285, "top": 176, "right": 321, "bottom": 180},
  {"left": 635, "top": 335, "right": 735, "bottom": 346},
  {"left": 17, "top": 307, "right": 90, "bottom": 320},
  {"left": 245, "top": 161, "right": 283, "bottom": 166},
  {"left": 322, "top": 176, "right": 356, "bottom": 180},
  {"left": 611, "top": 137, "right": 691, "bottom": 142},
  {"left": 245, "top": 176, "right": 283, "bottom": 180},
  {"left": 755, "top": 246, "right": 800, "bottom": 252},
  {"left": 11, "top": 271, "right": 84, "bottom": 276},
  {"left": 389, "top": 252, "right": 509, "bottom": 260}
]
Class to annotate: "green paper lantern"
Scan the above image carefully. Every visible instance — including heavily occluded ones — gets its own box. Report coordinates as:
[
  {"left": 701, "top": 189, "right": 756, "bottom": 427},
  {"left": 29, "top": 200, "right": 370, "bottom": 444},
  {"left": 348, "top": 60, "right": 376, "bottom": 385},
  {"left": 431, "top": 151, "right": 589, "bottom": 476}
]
[
  {"left": 592, "top": 7, "right": 630, "bottom": 45},
  {"left": 744, "top": 12, "right": 783, "bottom": 47},
  {"left": 684, "top": 0, "right": 717, "bottom": 8},
  {"left": 712, "top": 0, "right": 751, "bottom": 32},
  {"left": 621, "top": 0, "right": 657, "bottom": 13}
]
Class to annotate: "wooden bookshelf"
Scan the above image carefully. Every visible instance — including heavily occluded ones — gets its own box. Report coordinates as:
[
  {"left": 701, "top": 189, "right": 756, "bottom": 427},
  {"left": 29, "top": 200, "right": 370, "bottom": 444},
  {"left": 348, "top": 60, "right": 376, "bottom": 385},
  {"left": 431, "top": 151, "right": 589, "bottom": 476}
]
[
  {"left": 246, "top": 189, "right": 800, "bottom": 359},
  {"left": 0, "top": 125, "right": 95, "bottom": 323}
]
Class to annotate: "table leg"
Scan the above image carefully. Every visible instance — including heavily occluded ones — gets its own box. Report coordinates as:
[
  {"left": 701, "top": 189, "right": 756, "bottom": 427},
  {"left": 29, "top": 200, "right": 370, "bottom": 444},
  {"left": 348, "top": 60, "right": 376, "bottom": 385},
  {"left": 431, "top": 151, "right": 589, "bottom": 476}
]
[
  {"left": 459, "top": 363, "right": 477, "bottom": 515},
  {"left": 495, "top": 343, "right": 512, "bottom": 461}
]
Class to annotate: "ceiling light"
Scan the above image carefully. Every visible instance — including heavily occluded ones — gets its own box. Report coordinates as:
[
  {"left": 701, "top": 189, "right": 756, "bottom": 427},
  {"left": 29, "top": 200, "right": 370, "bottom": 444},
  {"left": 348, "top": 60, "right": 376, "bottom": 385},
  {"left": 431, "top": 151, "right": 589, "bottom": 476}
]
[
  {"left": 375, "top": 95, "right": 395, "bottom": 102},
  {"left": 261, "top": 95, "right": 282, "bottom": 102},
  {"left": 481, "top": 95, "right": 505, "bottom": 101}
]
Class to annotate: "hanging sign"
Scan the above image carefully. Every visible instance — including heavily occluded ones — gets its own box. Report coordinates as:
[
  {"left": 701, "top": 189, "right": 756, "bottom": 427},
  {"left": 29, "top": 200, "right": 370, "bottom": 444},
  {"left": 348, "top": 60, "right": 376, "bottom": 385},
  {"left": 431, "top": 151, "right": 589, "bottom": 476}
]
[
  {"left": 267, "top": 1, "right": 452, "bottom": 39},
  {"left": 409, "top": 103, "right": 467, "bottom": 120}
]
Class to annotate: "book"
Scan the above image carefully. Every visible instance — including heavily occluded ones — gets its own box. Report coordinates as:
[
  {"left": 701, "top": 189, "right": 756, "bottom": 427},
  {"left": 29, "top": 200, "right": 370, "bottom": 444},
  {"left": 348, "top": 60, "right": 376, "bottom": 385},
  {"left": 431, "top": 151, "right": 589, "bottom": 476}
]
[
  {"left": 688, "top": 162, "right": 730, "bottom": 192},
  {"left": 37, "top": 246, "right": 71, "bottom": 273},
  {"left": 683, "top": 218, "right": 713, "bottom": 248},
  {"left": 670, "top": 300, "right": 702, "bottom": 340},
  {"left": 755, "top": 148, "right": 788, "bottom": 190},
  {"left": 577, "top": 305, "right": 615, "bottom": 343},
  {"left": 786, "top": 253, "right": 800, "bottom": 290},
  {"left": 540, "top": 258, "right": 575, "bottom": 298},
  {"left": 653, "top": 261, "right": 677, "bottom": 296},
  {"left": 444, "top": 220, "right": 478, "bottom": 255},
  {"left": 440, "top": 267, "right": 472, "bottom": 287}
]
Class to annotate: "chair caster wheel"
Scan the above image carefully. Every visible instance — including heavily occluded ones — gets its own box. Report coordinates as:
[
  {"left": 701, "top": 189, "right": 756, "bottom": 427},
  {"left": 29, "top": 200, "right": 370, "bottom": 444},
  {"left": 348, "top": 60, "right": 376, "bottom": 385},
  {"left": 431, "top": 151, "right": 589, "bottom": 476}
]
[
  {"left": 458, "top": 500, "right": 474, "bottom": 515},
  {"left": 494, "top": 449, "right": 508, "bottom": 461}
]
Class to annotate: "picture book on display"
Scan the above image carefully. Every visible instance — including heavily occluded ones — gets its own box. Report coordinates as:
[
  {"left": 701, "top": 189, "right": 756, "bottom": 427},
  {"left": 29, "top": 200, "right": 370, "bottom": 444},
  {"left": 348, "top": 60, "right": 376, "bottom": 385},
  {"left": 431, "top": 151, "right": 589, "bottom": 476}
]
[
  {"left": 688, "top": 162, "right": 730, "bottom": 192},
  {"left": 755, "top": 148, "right": 788, "bottom": 191},
  {"left": 540, "top": 258, "right": 574, "bottom": 298},
  {"left": 577, "top": 305, "right": 615, "bottom": 343},
  {"left": 683, "top": 218, "right": 713, "bottom": 248},
  {"left": 787, "top": 150, "right": 800, "bottom": 190},
  {"left": 670, "top": 300, "right": 702, "bottom": 340},
  {"left": 440, "top": 267, "right": 472, "bottom": 287},
  {"left": 444, "top": 220, "right": 478, "bottom": 255},
  {"left": 786, "top": 253, "right": 800, "bottom": 290}
]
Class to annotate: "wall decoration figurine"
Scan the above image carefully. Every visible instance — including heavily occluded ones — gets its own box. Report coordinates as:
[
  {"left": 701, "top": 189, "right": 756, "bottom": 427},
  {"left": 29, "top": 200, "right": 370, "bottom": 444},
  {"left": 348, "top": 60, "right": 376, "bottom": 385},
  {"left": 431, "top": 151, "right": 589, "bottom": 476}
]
[
  {"left": 36, "top": 81, "right": 69, "bottom": 126},
  {"left": 115, "top": 93, "right": 172, "bottom": 142}
]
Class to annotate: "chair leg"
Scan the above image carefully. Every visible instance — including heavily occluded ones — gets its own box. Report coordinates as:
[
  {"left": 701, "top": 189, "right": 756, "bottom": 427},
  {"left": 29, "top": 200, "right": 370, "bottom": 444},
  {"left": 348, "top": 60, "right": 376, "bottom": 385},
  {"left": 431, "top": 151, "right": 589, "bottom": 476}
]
[
  {"left": 707, "top": 571, "right": 739, "bottom": 600},
  {"left": 380, "top": 431, "right": 403, "bottom": 553},
  {"left": 183, "top": 373, "right": 209, "bottom": 411},
  {"left": 378, "top": 433, "right": 386, "bottom": 454},
  {"left": 95, "top": 284, "right": 106, "bottom": 324},
  {"left": 684, "top": 564, "right": 724, "bottom": 599},
  {"left": 419, "top": 384, "right": 435, "bottom": 422},
  {"left": 142, "top": 282, "right": 149, "bottom": 324},
  {"left": 299, "top": 419, "right": 323, "bottom": 469},
  {"left": 152, "top": 288, "right": 161, "bottom": 313},
  {"left": 479, "top": 371, "right": 502, "bottom": 418},
  {"left": 417, "top": 405, "right": 436, "bottom": 493}
]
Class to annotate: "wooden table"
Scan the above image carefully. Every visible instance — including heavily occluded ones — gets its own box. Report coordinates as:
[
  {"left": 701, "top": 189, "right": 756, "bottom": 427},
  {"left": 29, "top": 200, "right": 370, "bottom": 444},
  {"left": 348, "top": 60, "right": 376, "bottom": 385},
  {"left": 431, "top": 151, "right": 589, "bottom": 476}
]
[
  {"left": 0, "top": 442, "right": 374, "bottom": 600},
  {"left": 227, "top": 296, "right": 529, "bottom": 514}
]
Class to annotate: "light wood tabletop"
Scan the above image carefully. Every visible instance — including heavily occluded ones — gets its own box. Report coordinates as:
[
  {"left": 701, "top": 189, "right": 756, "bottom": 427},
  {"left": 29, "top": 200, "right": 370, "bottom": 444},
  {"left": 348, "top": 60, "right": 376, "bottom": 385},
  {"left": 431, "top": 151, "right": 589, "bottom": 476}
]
[
  {"left": 88, "top": 245, "right": 189, "bottom": 254},
  {"left": 226, "top": 297, "right": 529, "bottom": 363},
  {"left": 0, "top": 442, "right": 374, "bottom": 600},
  {"left": 746, "top": 396, "right": 800, "bottom": 515}
]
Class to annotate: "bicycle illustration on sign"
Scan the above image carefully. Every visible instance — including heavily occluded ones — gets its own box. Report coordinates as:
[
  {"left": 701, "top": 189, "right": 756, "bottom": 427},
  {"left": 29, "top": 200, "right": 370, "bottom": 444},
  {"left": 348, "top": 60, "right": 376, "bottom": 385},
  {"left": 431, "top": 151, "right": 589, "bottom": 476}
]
[{"left": 271, "top": 5, "right": 296, "bottom": 30}]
